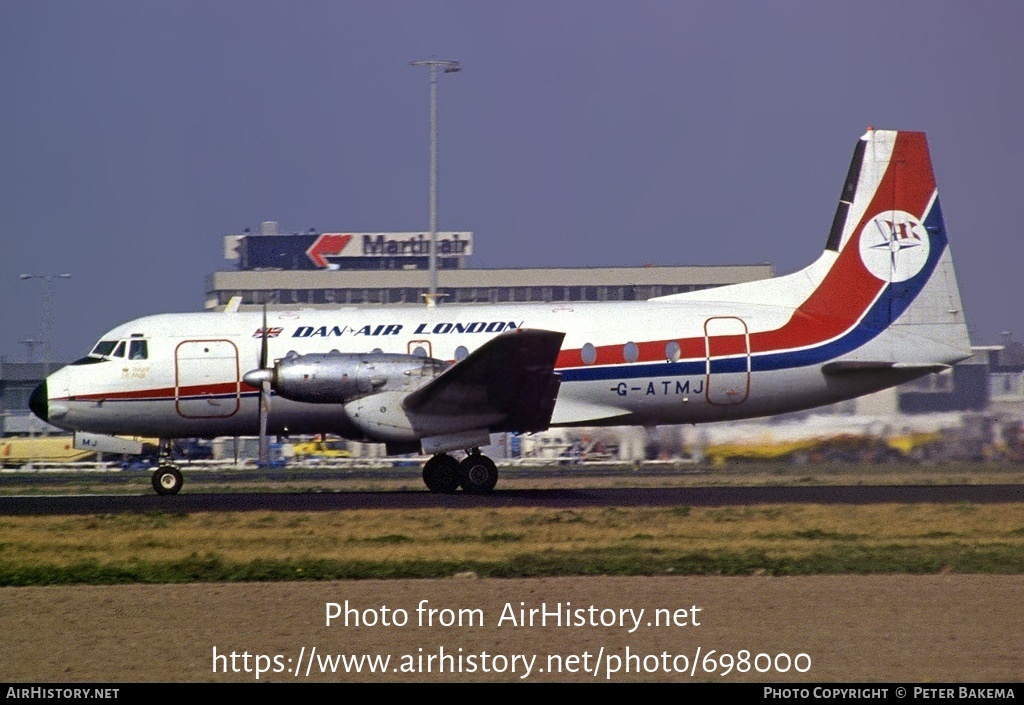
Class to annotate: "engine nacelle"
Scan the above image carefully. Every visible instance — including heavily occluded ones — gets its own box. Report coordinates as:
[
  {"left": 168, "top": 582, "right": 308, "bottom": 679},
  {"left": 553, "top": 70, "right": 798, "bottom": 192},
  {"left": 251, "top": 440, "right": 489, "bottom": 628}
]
[
  {"left": 344, "top": 390, "right": 501, "bottom": 448},
  {"left": 270, "top": 351, "right": 447, "bottom": 404}
]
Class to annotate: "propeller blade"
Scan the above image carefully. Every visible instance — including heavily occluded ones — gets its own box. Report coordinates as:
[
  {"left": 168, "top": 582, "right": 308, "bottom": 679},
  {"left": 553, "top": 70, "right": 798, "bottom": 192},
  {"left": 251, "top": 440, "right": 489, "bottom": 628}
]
[
  {"left": 259, "top": 303, "right": 270, "bottom": 370},
  {"left": 257, "top": 302, "right": 271, "bottom": 467},
  {"left": 258, "top": 380, "right": 270, "bottom": 467}
]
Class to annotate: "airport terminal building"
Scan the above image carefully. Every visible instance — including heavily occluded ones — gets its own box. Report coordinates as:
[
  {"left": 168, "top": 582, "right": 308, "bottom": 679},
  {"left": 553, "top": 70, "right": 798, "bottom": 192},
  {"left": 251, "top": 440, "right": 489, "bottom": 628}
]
[{"left": 204, "top": 223, "right": 775, "bottom": 310}]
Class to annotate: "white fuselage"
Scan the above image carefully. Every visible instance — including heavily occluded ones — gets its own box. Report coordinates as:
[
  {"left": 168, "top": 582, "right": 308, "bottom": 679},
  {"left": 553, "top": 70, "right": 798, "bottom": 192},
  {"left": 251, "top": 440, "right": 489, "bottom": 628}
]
[
  {"left": 39, "top": 291, "right": 952, "bottom": 443},
  {"left": 34, "top": 130, "right": 975, "bottom": 453}
]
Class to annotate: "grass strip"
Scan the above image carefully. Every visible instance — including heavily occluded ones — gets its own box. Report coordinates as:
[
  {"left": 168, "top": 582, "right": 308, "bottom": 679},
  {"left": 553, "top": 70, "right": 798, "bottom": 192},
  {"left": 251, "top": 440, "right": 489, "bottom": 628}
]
[
  {"left": 1, "top": 542, "right": 1021, "bottom": 586},
  {"left": 1, "top": 503, "right": 1022, "bottom": 585}
]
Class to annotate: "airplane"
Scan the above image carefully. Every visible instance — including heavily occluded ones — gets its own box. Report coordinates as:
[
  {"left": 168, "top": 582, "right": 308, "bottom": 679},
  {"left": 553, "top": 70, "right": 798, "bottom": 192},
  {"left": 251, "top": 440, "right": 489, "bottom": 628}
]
[{"left": 29, "top": 128, "right": 972, "bottom": 495}]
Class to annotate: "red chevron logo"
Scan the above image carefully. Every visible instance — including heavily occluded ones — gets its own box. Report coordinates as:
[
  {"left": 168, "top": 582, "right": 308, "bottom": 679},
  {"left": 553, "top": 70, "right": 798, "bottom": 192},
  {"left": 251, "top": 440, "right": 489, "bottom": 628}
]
[{"left": 306, "top": 233, "right": 353, "bottom": 268}]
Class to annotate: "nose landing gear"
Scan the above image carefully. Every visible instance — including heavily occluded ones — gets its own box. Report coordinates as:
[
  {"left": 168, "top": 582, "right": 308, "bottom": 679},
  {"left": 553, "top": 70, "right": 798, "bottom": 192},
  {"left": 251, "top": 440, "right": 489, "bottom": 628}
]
[
  {"left": 151, "top": 440, "right": 183, "bottom": 495},
  {"left": 152, "top": 465, "right": 183, "bottom": 495}
]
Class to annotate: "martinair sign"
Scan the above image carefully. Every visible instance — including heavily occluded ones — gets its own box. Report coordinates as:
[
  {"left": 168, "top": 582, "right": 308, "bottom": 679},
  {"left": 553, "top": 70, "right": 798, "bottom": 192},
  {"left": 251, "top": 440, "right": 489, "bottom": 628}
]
[{"left": 239, "top": 232, "right": 473, "bottom": 271}]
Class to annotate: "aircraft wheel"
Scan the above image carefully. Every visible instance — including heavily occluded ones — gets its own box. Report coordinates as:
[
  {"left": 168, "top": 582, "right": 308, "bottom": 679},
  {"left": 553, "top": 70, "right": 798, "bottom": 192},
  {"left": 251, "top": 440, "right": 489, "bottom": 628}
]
[
  {"left": 422, "top": 454, "right": 460, "bottom": 493},
  {"left": 152, "top": 466, "right": 183, "bottom": 496},
  {"left": 459, "top": 453, "right": 498, "bottom": 494}
]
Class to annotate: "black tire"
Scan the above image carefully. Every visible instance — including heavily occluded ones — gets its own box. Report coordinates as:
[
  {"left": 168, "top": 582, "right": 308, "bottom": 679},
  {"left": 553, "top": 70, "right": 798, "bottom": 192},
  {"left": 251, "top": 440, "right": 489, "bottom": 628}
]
[
  {"left": 422, "top": 454, "right": 460, "bottom": 493},
  {"left": 459, "top": 453, "right": 498, "bottom": 494},
  {"left": 152, "top": 466, "right": 183, "bottom": 495}
]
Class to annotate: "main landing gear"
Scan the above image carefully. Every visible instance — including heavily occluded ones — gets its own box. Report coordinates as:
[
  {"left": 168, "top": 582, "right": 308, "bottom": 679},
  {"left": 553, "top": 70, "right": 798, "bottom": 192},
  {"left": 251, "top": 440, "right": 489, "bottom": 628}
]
[
  {"left": 422, "top": 449, "right": 499, "bottom": 494},
  {"left": 151, "top": 440, "right": 183, "bottom": 496}
]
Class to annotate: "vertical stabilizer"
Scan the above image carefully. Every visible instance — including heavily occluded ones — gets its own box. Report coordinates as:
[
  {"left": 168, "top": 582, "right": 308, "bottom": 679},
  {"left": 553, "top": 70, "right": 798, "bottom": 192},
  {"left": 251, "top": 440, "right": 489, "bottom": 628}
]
[{"left": 811, "top": 129, "right": 971, "bottom": 364}]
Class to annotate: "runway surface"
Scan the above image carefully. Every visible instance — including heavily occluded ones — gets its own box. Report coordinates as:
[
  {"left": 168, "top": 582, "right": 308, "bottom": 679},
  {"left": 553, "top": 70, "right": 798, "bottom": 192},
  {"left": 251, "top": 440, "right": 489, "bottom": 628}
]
[{"left": 2, "top": 483, "right": 1022, "bottom": 515}]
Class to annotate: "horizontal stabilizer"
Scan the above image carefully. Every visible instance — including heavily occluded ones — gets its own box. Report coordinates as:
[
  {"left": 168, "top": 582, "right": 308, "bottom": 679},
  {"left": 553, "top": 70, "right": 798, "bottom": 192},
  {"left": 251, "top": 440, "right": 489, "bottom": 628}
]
[
  {"left": 403, "top": 329, "right": 565, "bottom": 433},
  {"left": 822, "top": 361, "right": 951, "bottom": 375}
]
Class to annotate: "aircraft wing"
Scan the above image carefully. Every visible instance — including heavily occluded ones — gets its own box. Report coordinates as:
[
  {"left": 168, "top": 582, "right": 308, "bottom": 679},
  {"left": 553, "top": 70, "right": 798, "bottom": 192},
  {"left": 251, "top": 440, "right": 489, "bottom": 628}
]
[{"left": 403, "top": 329, "right": 565, "bottom": 433}]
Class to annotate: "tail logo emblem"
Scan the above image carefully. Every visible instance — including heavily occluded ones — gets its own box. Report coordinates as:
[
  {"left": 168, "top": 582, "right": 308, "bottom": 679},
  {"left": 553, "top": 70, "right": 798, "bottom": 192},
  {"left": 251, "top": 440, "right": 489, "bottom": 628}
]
[{"left": 859, "top": 211, "right": 930, "bottom": 282}]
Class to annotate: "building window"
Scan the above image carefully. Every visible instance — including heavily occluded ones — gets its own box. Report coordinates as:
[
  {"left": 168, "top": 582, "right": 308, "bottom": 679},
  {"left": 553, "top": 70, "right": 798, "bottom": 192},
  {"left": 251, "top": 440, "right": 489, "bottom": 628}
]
[
  {"left": 2, "top": 387, "right": 31, "bottom": 411},
  {"left": 991, "top": 372, "right": 1024, "bottom": 400}
]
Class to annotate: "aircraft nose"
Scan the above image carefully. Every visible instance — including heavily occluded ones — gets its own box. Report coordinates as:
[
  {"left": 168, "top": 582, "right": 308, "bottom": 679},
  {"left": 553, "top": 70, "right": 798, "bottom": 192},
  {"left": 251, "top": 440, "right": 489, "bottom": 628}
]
[{"left": 29, "top": 381, "right": 48, "bottom": 421}]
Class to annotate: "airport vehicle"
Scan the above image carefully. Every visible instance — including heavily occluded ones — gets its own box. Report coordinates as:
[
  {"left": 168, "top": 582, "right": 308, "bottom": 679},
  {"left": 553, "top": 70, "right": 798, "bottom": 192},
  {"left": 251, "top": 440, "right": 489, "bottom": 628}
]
[
  {"left": 292, "top": 438, "right": 352, "bottom": 460},
  {"left": 0, "top": 435, "right": 95, "bottom": 466},
  {"left": 29, "top": 129, "right": 972, "bottom": 494},
  {"left": 0, "top": 434, "right": 159, "bottom": 467}
]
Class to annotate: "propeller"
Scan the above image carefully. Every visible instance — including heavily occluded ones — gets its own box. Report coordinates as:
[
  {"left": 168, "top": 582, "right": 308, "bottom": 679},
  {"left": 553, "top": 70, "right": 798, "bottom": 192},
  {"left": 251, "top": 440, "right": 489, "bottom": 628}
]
[{"left": 242, "top": 304, "right": 273, "bottom": 467}]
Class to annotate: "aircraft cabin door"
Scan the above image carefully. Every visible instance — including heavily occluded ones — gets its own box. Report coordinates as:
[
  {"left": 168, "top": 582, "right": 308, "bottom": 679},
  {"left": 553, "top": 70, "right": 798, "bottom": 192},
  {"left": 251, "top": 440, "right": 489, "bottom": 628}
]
[
  {"left": 175, "top": 339, "right": 241, "bottom": 418},
  {"left": 704, "top": 316, "right": 751, "bottom": 405}
]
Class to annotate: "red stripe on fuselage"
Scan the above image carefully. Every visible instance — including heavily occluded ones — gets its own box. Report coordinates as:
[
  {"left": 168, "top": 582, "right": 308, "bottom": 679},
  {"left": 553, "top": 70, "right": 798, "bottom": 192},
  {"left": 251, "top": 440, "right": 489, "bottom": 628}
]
[{"left": 56, "top": 381, "right": 253, "bottom": 403}]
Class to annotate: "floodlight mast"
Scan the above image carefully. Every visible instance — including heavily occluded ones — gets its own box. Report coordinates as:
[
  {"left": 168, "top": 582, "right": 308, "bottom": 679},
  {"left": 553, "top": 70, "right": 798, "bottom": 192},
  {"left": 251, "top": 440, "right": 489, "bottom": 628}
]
[
  {"left": 18, "top": 272, "right": 72, "bottom": 373},
  {"left": 410, "top": 59, "right": 461, "bottom": 305}
]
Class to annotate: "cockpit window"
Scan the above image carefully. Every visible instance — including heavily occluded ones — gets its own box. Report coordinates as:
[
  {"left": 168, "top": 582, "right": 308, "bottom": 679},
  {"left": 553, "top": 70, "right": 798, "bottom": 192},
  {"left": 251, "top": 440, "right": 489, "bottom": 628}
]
[
  {"left": 77, "top": 338, "right": 148, "bottom": 364},
  {"left": 90, "top": 340, "right": 118, "bottom": 357},
  {"left": 129, "top": 340, "right": 148, "bottom": 360}
]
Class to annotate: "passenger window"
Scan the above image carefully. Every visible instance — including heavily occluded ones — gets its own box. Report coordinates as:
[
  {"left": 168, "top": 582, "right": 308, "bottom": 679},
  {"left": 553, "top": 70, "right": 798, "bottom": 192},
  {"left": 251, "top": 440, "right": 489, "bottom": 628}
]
[
  {"left": 129, "top": 340, "right": 148, "bottom": 360},
  {"left": 112, "top": 341, "right": 126, "bottom": 358},
  {"left": 581, "top": 343, "right": 597, "bottom": 365}
]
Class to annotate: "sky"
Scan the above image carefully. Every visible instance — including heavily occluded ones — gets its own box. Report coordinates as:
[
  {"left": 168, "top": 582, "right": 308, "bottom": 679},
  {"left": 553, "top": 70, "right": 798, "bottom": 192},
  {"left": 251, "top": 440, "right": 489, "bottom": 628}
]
[{"left": 2, "top": 1, "right": 1022, "bottom": 362}]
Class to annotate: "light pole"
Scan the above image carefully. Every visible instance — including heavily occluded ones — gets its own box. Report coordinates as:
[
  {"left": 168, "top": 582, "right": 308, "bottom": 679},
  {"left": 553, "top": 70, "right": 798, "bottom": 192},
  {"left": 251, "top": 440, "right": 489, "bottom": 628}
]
[
  {"left": 19, "top": 339, "right": 42, "bottom": 363},
  {"left": 410, "top": 58, "right": 461, "bottom": 304},
  {"left": 19, "top": 273, "right": 72, "bottom": 373}
]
